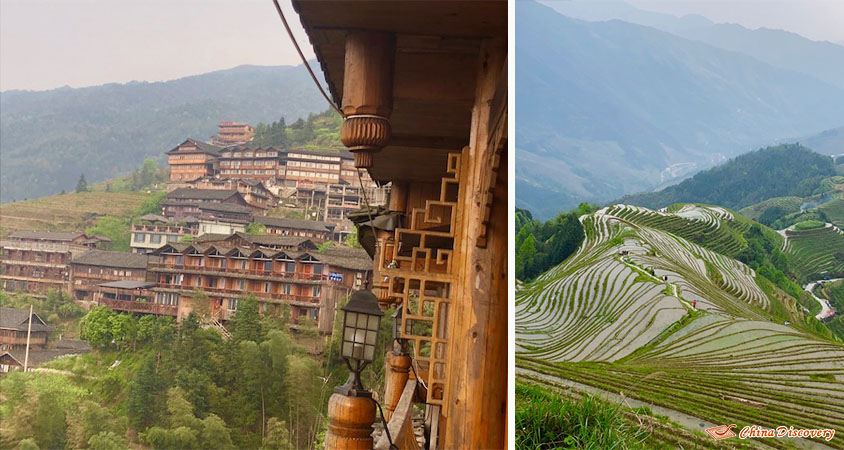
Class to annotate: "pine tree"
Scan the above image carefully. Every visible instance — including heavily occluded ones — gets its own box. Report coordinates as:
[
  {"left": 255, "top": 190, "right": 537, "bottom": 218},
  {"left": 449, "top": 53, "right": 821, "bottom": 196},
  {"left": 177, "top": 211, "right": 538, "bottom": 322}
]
[
  {"left": 128, "top": 356, "right": 165, "bottom": 431},
  {"left": 75, "top": 174, "right": 89, "bottom": 193}
]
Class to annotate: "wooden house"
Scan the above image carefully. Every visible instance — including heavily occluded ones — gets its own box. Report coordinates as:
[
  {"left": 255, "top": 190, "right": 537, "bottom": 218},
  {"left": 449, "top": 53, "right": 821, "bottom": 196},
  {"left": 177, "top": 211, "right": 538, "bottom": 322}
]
[
  {"left": 292, "top": 1, "right": 507, "bottom": 448},
  {"left": 130, "top": 214, "right": 199, "bottom": 254},
  {"left": 189, "top": 177, "right": 279, "bottom": 210},
  {"left": 148, "top": 237, "right": 370, "bottom": 333},
  {"left": 167, "top": 139, "right": 222, "bottom": 182},
  {"left": 69, "top": 250, "right": 151, "bottom": 302},
  {"left": 217, "top": 145, "right": 283, "bottom": 182},
  {"left": 211, "top": 121, "right": 255, "bottom": 147},
  {"left": 0, "top": 307, "right": 50, "bottom": 350},
  {"left": 0, "top": 231, "right": 107, "bottom": 296},
  {"left": 252, "top": 216, "right": 334, "bottom": 241}
]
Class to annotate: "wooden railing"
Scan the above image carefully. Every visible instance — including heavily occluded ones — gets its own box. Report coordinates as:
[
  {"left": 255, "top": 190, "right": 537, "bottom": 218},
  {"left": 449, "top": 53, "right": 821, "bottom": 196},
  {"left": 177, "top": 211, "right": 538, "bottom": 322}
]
[
  {"left": 375, "top": 379, "right": 420, "bottom": 450},
  {"left": 149, "top": 263, "right": 328, "bottom": 280},
  {"left": 99, "top": 298, "right": 178, "bottom": 316},
  {"left": 154, "top": 283, "right": 319, "bottom": 303}
]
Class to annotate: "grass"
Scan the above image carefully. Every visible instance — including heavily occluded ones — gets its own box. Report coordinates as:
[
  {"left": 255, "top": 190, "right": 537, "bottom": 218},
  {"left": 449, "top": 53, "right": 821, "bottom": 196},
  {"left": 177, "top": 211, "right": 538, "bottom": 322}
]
[
  {"left": 793, "top": 220, "right": 826, "bottom": 231},
  {"left": 0, "top": 191, "right": 152, "bottom": 238},
  {"left": 516, "top": 382, "right": 657, "bottom": 450}
]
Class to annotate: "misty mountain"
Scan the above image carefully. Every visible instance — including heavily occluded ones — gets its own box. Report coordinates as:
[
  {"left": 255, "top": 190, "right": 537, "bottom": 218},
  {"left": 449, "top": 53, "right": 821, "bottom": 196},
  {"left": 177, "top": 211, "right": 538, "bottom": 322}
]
[
  {"left": 548, "top": 0, "right": 844, "bottom": 89},
  {"left": 516, "top": 0, "right": 844, "bottom": 219},
  {"left": 799, "top": 125, "right": 844, "bottom": 157},
  {"left": 0, "top": 64, "right": 327, "bottom": 203},
  {"left": 543, "top": 0, "right": 844, "bottom": 91}
]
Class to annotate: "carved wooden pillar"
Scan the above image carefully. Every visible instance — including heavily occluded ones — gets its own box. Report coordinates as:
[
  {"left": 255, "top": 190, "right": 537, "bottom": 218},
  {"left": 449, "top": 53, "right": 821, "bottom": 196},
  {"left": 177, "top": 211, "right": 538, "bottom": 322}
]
[
  {"left": 383, "top": 350, "right": 412, "bottom": 422},
  {"left": 340, "top": 31, "right": 395, "bottom": 168},
  {"left": 325, "top": 393, "right": 377, "bottom": 450}
]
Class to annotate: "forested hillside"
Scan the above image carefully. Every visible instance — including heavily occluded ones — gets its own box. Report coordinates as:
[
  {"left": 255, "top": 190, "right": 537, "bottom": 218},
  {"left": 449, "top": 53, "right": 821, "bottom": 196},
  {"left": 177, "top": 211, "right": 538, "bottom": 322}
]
[
  {"left": 618, "top": 144, "right": 837, "bottom": 210},
  {"left": 0, "top": 64, "right": 327, "bottom": 203}
]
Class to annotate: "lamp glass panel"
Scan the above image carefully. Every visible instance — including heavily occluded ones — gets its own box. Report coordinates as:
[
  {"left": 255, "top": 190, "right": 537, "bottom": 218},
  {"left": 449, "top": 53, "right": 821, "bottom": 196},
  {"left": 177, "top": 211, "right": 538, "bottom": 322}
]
[
  {"left": 368, "top": 315, "right": 379, "bottom": 330},
  {"left": 342, "top": 342, "right": 352, "bottom": 358},
  {"left": 352, "top": 342, "right": 364, "bottom": 359},
  {"left": 346, "top": 312, "right": 357, "bottom": 329},
  {"left": 344, "top": 327, "right": 355, "bottom": 342},
  {"left": 354, "top": 329, "right": 366, "bottom": 344},
  {"left": 365, "top": 330, "right": 377, "bottom": 345},
  {"left": 356, "top": 313, "right": 368, "bottom": 328},
  {"left": 364, "top": 345, "right": 375, "bottom": 361}
]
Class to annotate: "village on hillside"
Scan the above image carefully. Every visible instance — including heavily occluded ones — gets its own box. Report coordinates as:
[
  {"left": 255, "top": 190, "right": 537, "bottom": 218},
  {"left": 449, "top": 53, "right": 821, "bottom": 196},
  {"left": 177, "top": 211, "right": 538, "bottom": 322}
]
[{"left": 0, "top": 119, "right": 385, "bottom": 346}]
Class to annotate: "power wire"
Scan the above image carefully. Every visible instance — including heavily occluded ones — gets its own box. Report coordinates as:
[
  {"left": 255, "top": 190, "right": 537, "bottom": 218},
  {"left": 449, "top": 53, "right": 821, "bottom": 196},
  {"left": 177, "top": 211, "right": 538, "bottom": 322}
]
[
  {"left": 272, "top": 0, "right": 344, "bottom": 117},
  {"left": 372, "top": 398, "right": 398, "bottom": 450}
]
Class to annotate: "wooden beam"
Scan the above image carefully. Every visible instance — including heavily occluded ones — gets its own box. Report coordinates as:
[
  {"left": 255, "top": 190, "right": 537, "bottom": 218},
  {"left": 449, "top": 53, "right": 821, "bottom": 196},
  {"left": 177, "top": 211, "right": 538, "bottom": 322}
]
[{"left": 441, "top": 38, "right": 507, "bottom": 449}]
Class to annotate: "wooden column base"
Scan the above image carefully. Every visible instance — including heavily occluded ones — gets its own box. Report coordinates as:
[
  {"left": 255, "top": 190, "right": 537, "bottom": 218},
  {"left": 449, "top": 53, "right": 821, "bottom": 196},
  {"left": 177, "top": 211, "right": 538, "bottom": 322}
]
[
  {"left": 383, "top": 351, "right": 412, "bottom": 422},
  {"left": 325, "top": 393, "right": 377, "bottom": 450}
]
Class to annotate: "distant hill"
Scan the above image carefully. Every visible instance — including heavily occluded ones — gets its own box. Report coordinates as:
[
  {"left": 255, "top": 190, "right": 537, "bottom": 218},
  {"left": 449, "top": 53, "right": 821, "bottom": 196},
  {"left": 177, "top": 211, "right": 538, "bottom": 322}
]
[
  {"left": 543, "top": 0, "right": 844, "bottom": 91},
  {"left": 516, "top": 1, "right": 844, "bottom": 219},
  {"left": 0, "top": 64, "right": 327, "bottom": 203},
  {"left": 800, "top": 125, "right": 844, "bottom": 156},
  {"left": 617, "top": 144, "right": 837, "bottom": 210}
]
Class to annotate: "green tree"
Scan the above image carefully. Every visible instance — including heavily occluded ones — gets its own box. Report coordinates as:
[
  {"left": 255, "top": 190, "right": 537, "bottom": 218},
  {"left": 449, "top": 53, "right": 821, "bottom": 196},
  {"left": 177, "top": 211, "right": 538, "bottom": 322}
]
[
  {"left": 128, "top": 356, "right": 166, "bottom": 431},
  {"left": 285, "top": 354, "right": 322, "bottom": 449},
  {"left": 246, "top": 222, "right": 267, "bottom": 235},
  {"left": 343, "top": 230, "right": 361, "bottom": 248},
  {"left": 231, "top": 295, "right": 264, "bottom": 343},
  {"left": 86, "top": 216, "right": 130, "bottom": 251},
  {"left": 87, "top": 432, "right": 127, "bottom": 450},
  {"left": 76, "top": 174, "right": 89, "bottom": 193},
  {"left": 34, "top": 391, "right": 67, "bottom": 450},
  {"left": 262, "top": 418, "right": 294, "bottom": 450},
  {"left": 80, "top": 306, "right": 115, "bottom": 348},
  {"left": 17, "top": 439, "right": 39, "bottom": 450}
]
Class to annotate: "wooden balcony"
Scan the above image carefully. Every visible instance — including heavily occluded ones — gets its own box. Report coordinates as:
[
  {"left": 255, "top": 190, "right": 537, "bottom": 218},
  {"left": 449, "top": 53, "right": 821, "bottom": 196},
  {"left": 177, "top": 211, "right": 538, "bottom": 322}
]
[
  {"left": 375, "top": 379, "right": 421, "bottom": 450},
  {"left": 155, "top": 283, "right": 319, "bottom": 304},
  {"left": 99, "top": 297, "right": 178, "bottom": 316},
  {"left": 148, "top": 263, "right": 328, "bottom": 281}
]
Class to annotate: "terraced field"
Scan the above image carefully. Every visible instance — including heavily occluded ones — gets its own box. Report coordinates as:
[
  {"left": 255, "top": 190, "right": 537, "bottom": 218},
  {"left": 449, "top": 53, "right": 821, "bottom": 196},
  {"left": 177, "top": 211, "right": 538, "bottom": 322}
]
[
  {"left": 739, "top": 196, "right": 804, "bottom": 221},
  {"left": 783, "top": 224, "right": 844, "bottom": 281},
  {"left": 819, "top": 198, "right": 844, "bottom": 228},
  {"left": 517, "top": 204, "right": 844, "bottom": 449}
]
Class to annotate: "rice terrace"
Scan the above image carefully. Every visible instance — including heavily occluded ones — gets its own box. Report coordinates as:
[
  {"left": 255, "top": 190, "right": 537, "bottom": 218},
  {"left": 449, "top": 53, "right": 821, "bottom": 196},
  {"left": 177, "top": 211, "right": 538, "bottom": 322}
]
[{"left": 516, "top": 204, "right": 844, "bottom": 449}]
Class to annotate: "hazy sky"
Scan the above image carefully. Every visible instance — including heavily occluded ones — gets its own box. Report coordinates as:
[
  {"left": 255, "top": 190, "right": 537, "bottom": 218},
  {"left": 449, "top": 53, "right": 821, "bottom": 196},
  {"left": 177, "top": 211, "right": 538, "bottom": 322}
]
[
  {"left": 0, "top": 0, "right": 313, "bottom": 92},
  {"left": 626, "top": 0, "right": 844, "bottom": 43},
  {"left": 2, "top": 1, "right": 843, "bottom": 92}
]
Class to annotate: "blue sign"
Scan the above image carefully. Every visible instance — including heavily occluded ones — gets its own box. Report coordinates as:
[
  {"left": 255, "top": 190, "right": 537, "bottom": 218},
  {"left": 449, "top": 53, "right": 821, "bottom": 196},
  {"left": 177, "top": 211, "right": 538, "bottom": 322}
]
[{"left": 329, "top": 272, "right": 343, "bottom": 282}]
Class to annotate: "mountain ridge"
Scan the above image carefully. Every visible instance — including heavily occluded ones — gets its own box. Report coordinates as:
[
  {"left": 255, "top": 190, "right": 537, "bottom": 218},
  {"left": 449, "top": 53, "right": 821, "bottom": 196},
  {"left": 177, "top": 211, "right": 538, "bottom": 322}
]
[{"left": 0, "top": 63, "right": 328, "bottom": 203}]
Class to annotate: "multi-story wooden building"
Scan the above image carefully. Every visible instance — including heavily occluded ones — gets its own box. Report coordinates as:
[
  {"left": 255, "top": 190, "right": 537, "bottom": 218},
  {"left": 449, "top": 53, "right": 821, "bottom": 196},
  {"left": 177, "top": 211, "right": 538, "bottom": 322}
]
[
  {"left": 292, "top": 1, "right": 507, "bottom": 447},
  {"left": 167, "top": 139, "right": 222, "bottom": 182},
  {"left": 130, "top": 215, "right": 199, "bottom": 254},
  {"left": 188, "top": 177, "right": 278, "bottom": 210},
  {"left": 161, "top": 188, "right": 255, "bottom": 224},
  {"left": 68, "top": 250, "right": 151, "bottom": 302},
  {"left": 0, "top": 231, "right": 106, "bottom": 296},
  {"left": 252, "top": 216, "right": 334, "bottom": 241},
  {"left": 211, "top": 121, "right": 255, "bottom": 147},
  {"left": 93, "top": 281, "right": 175, "bottom": 317},
  {"left": 0, "top": 307, "right": 50, "bottom": 350},
  {"left": 218, "top": 145, "right": 283, "bottom": 181},
  {"left": 148, "top": 234, "right": 370, "bottom": 333}
]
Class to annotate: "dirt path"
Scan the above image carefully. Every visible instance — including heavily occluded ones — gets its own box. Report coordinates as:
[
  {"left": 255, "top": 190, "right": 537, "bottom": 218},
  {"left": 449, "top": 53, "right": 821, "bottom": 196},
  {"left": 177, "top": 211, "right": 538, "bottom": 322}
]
[{"left": 804, "top": 279, "right": 842, "bottom": 321}]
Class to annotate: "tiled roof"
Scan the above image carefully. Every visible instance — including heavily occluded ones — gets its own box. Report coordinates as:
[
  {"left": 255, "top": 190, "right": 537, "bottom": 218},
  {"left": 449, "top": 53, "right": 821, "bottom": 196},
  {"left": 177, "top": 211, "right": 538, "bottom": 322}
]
[
  {"left": 253, "top": 216, "right": 334, "bottom": 232},
  {"left": 8, "top": 231, "right": 86, "bottom": 241},
  {"left": 237, "top": 233, "right": 314, "bottom": 248},
  {"left": 167, "top": 138, "right": 222, "bottom": 156},
  {"left": 197, "top": 203, "right": 252, "bottom": 215},
  {"left": 99, "top": 281, "right": 157, "bottom": 289},
  {"left": 71, "top": 250, "right": 149, "bottom": 269},
  {"left": 0, "top": 307, "right": 50, "bottom": 332},
  {"left": 166, "top": 188, "right": 239, "bottom": 201},
  {"left": 308, "top": 247, "right": 372, "bottom": 271}
]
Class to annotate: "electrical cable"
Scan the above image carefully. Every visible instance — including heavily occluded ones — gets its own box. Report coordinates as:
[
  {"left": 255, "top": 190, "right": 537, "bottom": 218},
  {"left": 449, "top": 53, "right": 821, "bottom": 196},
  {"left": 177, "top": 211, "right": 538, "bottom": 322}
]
[
  {"left": 272, "top": 0, "right": 344, "bottom": 116},
  {"left": 372, "top": 398, "right": 398, "bottom": 450}
]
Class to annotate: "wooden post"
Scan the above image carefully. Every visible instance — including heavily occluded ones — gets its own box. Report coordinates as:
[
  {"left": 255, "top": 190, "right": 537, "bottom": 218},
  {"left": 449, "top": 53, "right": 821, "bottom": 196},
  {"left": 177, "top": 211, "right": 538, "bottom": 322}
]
[
  {"left": 383, "top": 351, "right": 412, "bottom": 422},
  {"left": 340, "top": 31, "right": 395, "bottom": 168},
  {"left": 23, "top": 304, "right": 33, "bottom": 372},
  {"left": 324, "top": 392, "right": 377, "bottom": 450},
  {"left": 442, "top": 38, "right": 508, "bottom": 449}
]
